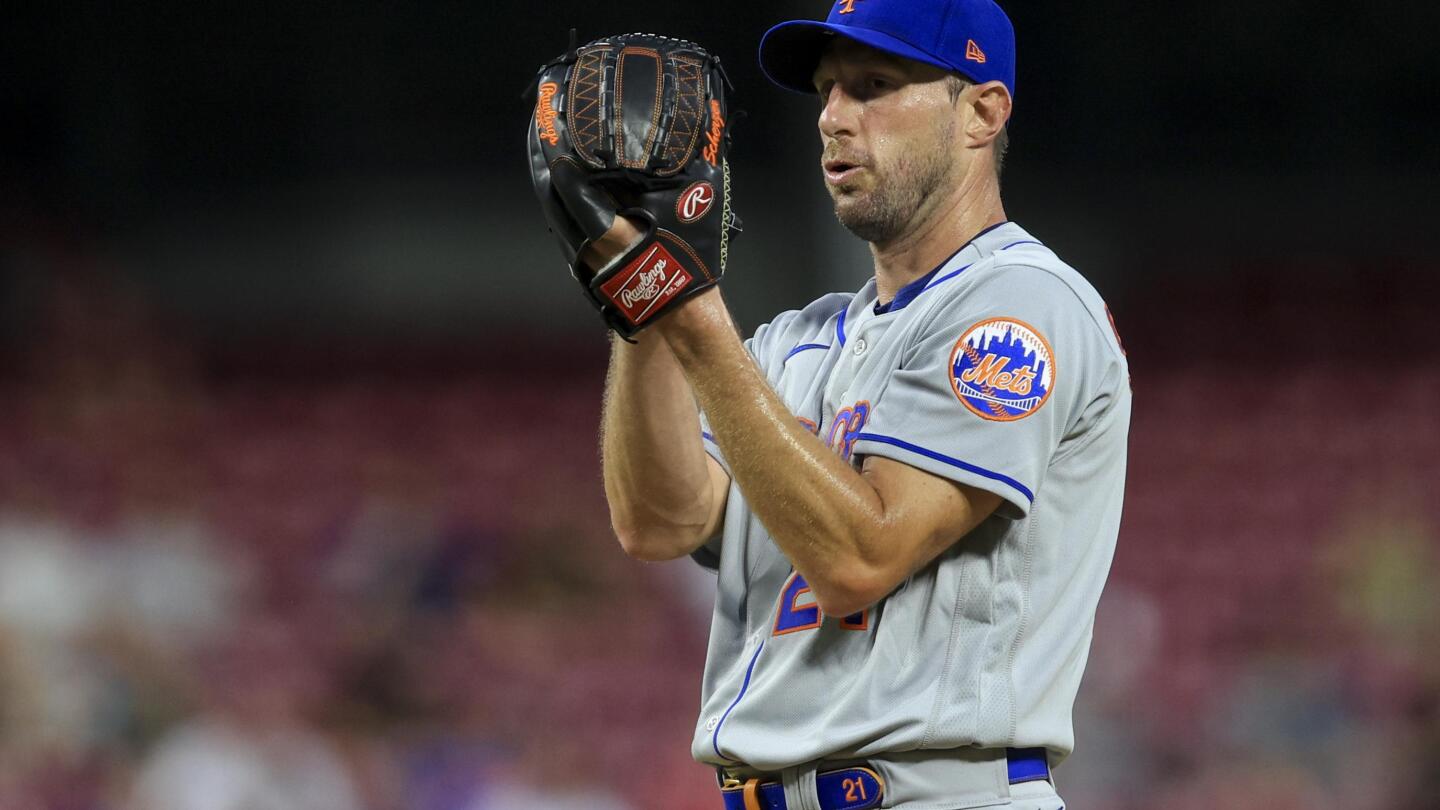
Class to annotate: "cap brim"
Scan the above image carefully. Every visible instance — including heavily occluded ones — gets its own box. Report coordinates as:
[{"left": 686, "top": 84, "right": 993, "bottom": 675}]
[{"left": 758, "top": 20, "right": 958, "bottom": 95}]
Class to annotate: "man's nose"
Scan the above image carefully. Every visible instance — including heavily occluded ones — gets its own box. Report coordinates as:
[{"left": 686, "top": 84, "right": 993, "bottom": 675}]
[{"left": 818, "top": 85, "right": 859, "bottom": 140}]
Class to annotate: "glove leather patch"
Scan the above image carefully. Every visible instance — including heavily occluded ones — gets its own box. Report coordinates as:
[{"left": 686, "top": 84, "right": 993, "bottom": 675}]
[
  {"left": 661, "top": 55, "right": 707, "bottom": 175},
  {"left": 615, "top": 47, "right": 664, "bottom": 169},
  {"left": 599, "top": 243, "right": 694, "bottom": 327},
  {"left": 569, "top": 47, "right": 610, "bottom": 168}
]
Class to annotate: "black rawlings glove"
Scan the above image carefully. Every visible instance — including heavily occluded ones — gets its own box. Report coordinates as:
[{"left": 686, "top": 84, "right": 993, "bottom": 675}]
[{"left": 527, "top": 33, "right": 740, "bottom": 337}]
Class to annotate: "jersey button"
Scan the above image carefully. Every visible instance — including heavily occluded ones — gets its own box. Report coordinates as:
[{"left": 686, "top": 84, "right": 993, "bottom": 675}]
[{"left": 853, "top": 338, "right": 867, "bottom": 356}]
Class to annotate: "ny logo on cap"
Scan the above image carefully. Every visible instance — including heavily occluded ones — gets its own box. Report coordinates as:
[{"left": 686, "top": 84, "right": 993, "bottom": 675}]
[{"left": 837, "top": 0, "right": 862, "bottom": 13}]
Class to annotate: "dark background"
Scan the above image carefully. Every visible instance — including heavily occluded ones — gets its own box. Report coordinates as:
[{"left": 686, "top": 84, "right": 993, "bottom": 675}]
[
  {"left": 0, "top": 2, "right": 1437, "bottom": 808},
  {"left": 6, "top": 0, "right": 1438, "bottom": 334}
]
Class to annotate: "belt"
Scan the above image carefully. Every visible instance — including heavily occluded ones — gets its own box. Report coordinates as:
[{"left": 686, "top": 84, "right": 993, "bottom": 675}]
[
  {"left": 1005, "top": 747, "right": 1051, "bottom": 784},
  {"left": 720, "top": 766, "right": 884, "bottom": 810},
  {"left": 718, "top": 748, "right": 1049, "bottom": 810}
]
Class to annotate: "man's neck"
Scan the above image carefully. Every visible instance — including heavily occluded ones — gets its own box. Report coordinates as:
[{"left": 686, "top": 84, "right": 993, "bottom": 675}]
[{"left": 870, "top": 172, "right": 1006, "bottom": 305}]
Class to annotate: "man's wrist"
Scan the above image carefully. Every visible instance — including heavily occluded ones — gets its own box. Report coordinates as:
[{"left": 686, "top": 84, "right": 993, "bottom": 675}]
[{"left": 657, "top": 288, "right": 732, "bottom": 359}]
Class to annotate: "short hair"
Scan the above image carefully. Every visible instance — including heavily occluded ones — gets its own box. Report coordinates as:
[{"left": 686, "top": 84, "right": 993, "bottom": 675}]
[{"left": 946, "top": 75, "right": 1008, "bottom": 179}]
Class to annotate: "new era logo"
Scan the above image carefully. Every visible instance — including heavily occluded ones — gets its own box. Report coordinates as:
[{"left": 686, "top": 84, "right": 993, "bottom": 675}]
[{"left": 965, "top": 39, "right": 987, "bottom": 64}]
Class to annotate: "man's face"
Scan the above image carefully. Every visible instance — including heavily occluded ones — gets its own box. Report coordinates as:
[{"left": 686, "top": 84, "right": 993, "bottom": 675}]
[{"left": 812, "top": 39, "right": 961, "bottom": 245}]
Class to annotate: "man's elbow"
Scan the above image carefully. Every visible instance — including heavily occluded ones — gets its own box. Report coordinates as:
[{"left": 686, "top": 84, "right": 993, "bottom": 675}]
[
  {"left": 810, "top": 566, "right": 891, "bottom": 619},
  {"left": 612, "top": 523, "right": 704, "bottom": 562}
]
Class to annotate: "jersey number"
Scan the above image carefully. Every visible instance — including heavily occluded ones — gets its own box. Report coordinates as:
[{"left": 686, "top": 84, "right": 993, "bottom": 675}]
[
  {"left": 773, "top": 571, "right": 868, "bottom": 635},
  {"left": 825, "top": 401, "right": 870, "bottom": 462},
  {"left": 842, "top": 777, "right": 868, "bottom": 802}
]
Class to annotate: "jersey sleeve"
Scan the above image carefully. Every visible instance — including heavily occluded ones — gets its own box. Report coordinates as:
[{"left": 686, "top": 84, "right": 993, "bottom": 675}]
[{"left": 853, "top": 265, "right": 1106, "bottom": 519}]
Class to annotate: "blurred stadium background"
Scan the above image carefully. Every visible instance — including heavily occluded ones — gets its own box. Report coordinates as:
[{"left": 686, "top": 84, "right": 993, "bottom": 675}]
[{"left": 2, "top": 1, "right": 1438, "bottom": 808}]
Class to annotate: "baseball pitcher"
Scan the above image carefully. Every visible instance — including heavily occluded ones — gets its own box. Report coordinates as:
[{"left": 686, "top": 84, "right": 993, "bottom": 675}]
[{"left": 526, "top": 1, "right": 1130, "bottom": 808}]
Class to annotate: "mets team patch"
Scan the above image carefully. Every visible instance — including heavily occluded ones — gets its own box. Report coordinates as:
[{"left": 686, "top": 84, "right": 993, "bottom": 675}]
[{"left": 949, "top": 318, "right": 1055, "bottom": 422}]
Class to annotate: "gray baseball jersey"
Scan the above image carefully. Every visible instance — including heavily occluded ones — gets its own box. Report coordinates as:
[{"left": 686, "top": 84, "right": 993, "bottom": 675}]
[{"left": 690, "top": 221, "right": 1130, "bottom": 775}]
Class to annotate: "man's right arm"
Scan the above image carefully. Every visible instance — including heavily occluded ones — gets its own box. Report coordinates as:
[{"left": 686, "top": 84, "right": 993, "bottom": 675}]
[
  {"left": 602, "top": 333, "right": 731, "bottom": 562},
  {"left": 585, "top": 215, "right": 728, "bottom": 561}
]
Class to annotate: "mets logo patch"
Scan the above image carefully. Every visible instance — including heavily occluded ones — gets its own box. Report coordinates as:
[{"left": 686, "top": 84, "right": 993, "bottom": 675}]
[{"left": 949, "top": 318, "right": 1055, "bottom": 422}]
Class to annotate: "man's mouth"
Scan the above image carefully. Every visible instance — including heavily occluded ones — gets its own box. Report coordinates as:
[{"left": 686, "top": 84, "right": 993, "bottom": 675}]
[{"left": 823, "top": 158, "right": 865, "bottom": 186}]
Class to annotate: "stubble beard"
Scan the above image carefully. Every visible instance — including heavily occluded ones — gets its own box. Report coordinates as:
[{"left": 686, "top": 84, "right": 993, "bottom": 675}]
[{"left": 830, "top": 119, "right": 957, "bottom": 246}]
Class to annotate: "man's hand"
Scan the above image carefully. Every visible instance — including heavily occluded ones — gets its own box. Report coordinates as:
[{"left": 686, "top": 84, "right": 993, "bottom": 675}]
[
  {"left": 527, "top": 33, "right": 741, "bottom": 337},
  {"left": 580, "top": 216, "right": 646, "bottom": 272}
]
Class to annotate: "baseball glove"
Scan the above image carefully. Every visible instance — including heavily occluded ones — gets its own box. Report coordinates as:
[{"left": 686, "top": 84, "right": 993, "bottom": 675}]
[{"left": 527, "top": 32, "right": 740, "bottom": 337}]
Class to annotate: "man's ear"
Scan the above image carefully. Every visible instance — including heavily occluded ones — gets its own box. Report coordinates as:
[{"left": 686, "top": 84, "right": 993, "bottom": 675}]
[{"left": 966, "top": 81, "right": 1012, "bottom": 149}]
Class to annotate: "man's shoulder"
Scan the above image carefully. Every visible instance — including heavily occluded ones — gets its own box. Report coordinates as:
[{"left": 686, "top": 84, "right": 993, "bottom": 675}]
[
  {"left": 924, "top": 238, "right": 1108, "bottom": 331},
  {"left": 914, "top": 235, "right": 1126, "bottom": 372},
  {"left": 749, "top": 291, "right": 854, "bottom": 358},
  {"left": 784, "top": 290, "right": 856, "bottom": 331},
  {"left": 958, "top": 235, "right": 1098, "bottom": 303},
  {"left": 991, "top": 241, "right": 1101, "bottom": 300}
]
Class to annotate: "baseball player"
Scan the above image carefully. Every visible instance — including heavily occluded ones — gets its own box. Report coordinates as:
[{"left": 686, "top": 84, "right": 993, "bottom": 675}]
[{"left": 527, "top": 1, "right": 1129, "bottom": 808}]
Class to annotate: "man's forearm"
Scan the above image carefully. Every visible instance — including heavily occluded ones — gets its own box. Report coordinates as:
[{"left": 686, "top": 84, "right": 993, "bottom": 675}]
[
  {"left": 658, "top": 289, "right": 890, "bottom": 612},
  {"left": 602, "top": 333, "right": 723, "bottom": 560}
]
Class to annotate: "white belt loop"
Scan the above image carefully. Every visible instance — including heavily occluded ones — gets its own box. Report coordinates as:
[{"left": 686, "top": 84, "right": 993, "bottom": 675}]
[{"left": 781, "top": 763, "right": 821, "bottom": 810}]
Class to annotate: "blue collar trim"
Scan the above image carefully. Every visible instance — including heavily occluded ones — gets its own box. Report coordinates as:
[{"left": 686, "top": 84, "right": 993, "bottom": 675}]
[
  {"left": 874, "top": 265, "right": 942, "bottom": 316},
  {"left": 873, "top": 221, "right": 1011, "bottom": 315}
]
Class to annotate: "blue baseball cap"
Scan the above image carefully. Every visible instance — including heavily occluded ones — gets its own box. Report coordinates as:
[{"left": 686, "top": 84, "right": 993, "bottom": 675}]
[{"left": 758, "top": 0, "right": 1016, "bottom": 98}]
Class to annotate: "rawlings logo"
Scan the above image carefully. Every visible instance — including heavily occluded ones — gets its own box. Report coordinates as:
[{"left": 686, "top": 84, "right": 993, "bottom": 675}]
[
  {"left": 598, "top": 243, "right": 694, "bottom": 326},
  {"left": 535, "top": 82, "right": 560, "bottom": 146},
  {"left": 620, "top": 263, "right": 669, "bottom": 308},
  {"left": 702, "top": 100, "right": 724, "bottom": 166},
  {"left": 677, "top": 182, "right": 715, "bottom": 223}
]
